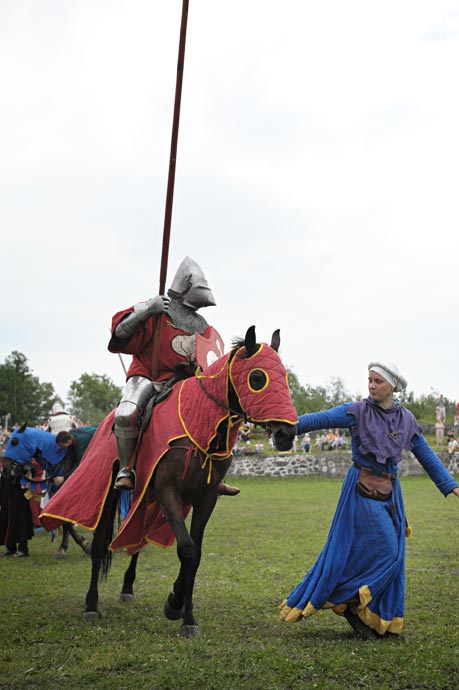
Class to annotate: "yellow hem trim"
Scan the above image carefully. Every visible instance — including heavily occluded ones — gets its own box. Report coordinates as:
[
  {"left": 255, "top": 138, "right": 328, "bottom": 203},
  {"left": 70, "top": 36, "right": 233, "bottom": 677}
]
[
  {"left": 356, "top": 585, "right": 403, "bottom": 634},
  {"left": 280, "top": 587, "right": 404, "bottom": 636},
  {"left": 40, "top": 460, "right": 116, "bottom": 531},
  {"left": 279, "top": 599, "right": 319, "bottom": 622}
]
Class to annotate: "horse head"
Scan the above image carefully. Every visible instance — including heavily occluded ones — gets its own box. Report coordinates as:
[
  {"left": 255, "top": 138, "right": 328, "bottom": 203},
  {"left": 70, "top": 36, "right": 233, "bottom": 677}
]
[
  {"left": 3, "top": 424, "right": 37, "bottom": 464},
  {"left": 228, "top": 326, "right": 297, "bottom": 451}
]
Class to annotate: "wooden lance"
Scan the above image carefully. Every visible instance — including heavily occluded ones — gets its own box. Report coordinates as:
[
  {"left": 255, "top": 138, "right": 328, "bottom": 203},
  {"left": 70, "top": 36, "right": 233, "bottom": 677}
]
[{"left": 151, "top": 0, "right": 190, "bottom": 380}]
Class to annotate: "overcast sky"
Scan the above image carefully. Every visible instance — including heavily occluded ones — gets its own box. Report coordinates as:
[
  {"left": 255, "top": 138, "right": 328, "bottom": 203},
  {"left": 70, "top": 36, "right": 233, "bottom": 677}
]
[{"left": 1, "top": 1, "right": 459, "bottom": 409}]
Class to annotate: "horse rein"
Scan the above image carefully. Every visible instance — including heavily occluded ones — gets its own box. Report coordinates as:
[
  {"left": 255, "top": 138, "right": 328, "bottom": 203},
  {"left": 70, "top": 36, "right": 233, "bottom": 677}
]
[
  {"left": 194, "top": 348, "right": 273, "bottom": 432},
  {"left": 196, "top": 375, "right": 270, "bottom": 430},
  {"left": 196, "top": 376, "right": 247, "bottom": 421}
]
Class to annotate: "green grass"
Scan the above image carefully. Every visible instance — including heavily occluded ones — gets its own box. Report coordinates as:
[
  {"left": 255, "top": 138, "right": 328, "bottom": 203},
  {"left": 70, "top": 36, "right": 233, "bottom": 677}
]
[{"left": 1, "top": 475, "right": 459, "bottom": 690}]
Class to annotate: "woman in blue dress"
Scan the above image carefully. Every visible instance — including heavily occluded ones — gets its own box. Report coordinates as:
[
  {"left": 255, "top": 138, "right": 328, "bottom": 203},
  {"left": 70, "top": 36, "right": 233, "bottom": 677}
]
[{"left": 279, "top": 362, "right": 459, "bottom": 639}]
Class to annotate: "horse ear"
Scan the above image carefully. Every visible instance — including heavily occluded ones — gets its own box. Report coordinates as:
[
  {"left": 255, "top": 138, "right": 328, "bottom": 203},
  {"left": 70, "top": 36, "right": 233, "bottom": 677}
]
[
  {"left": 271, "top": 329, "right": 281, "bottom": 352},
  {"left": 244, "top": 326, "right": 257, "bottom": 356},
  {"left": 18, "top": 421, "right": 27, "bottom": 433}
]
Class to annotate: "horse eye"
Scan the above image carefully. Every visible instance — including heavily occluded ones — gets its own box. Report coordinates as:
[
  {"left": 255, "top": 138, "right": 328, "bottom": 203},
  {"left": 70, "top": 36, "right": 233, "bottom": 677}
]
[
  {"left": 11, "top": 438, "right": 19, "bottom": 446},
  {"left": 249, "top": 369, "right": 267, "bottom": 391}
]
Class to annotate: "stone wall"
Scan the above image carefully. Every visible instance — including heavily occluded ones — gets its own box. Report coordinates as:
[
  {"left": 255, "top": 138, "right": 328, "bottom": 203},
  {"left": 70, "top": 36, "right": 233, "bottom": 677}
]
[{"left": 227, "top": 450, "right": 459, "bottom": 478}]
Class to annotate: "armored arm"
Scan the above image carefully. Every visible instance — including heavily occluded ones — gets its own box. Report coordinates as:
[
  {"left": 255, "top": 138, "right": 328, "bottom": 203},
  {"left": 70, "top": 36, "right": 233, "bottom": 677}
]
[{"left": 114, "top": 295, "right": 170, "bottom": 339}]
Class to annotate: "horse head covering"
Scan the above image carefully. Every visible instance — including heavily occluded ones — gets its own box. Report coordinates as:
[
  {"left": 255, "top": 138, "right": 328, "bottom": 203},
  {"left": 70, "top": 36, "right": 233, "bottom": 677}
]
[
  {"left": 178, "top": 327, "right": 297, "bottom": 456},
  {"left": 168, "top": 256, "right": 216, "bottom": 310},
  {"left": 368, "top": 362, "right": 407, "bottom": 394},
  {"left": 3, "top": 426, "right": 67, "bottom": 466}
]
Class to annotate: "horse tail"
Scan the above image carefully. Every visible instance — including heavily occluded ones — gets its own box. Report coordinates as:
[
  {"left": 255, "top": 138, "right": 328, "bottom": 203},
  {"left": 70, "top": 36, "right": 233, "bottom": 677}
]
[
  {"left": 98, "top": 469, "right": 122, "bottom": 580},
  {"left": 100, "top": 492, "right": 118, "bottom": 579}
]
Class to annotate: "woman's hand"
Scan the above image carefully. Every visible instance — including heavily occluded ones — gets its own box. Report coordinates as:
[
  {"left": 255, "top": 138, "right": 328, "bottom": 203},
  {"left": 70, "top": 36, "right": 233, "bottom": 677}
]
[{"left": 452, "top": 487, "right": 459, "bottom": 497}]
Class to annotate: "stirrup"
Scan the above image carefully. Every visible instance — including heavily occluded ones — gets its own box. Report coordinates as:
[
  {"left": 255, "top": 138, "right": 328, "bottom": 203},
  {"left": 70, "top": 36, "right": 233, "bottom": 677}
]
[{"left": 114, "top": 467, "right": 136, "bottom": 491}]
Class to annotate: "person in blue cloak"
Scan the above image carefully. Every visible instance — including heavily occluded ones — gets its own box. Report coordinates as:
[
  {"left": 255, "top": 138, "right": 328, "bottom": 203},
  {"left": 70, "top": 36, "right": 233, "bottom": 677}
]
[
  {"left": 0, "top": 425, "right": 68, "bottom": 557},
  {"left": 280, "top": 362, "right": 459, "bottom": 639}
]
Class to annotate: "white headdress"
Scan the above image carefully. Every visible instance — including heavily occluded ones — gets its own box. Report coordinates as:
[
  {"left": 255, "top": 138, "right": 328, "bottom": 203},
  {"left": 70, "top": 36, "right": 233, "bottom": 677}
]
[{"left": 368, "top": 362, "right": 407, "bottom": 393}]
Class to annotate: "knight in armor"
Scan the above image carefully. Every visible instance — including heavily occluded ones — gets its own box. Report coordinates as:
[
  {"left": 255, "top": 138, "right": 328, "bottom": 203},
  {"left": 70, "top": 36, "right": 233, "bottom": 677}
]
[
  {"left": 108, "top": 256, "right": 239, "bottom": 495},
  {"left": 45, "top": 402, "right": 77, "bottom": 434}
]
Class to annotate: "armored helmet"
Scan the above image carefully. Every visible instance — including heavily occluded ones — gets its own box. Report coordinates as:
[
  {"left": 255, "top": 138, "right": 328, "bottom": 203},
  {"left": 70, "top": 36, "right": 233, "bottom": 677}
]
[{"left": 168, "top": 256, "right": 216, "bottom": 310}]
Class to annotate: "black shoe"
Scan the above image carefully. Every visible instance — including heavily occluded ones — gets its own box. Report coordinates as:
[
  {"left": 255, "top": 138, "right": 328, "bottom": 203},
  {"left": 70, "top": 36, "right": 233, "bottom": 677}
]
[{"left": 343, "top": 608, "right": 379, "bottom": 640}]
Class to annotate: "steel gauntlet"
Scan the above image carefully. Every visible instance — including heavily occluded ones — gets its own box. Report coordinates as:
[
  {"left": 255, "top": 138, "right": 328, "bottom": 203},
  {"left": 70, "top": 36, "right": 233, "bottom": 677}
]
[{"left": 114, "top": 296, "right": 168, "bottom": 339}]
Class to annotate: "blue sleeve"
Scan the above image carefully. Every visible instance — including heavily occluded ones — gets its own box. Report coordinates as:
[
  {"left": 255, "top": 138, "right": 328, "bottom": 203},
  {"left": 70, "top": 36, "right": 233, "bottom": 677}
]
[
  {"left": 411, "top": 435, "right": 459, "bottom": 496},
  {"left": 297, "top": 403, "right": 355, "bottom": 434}
]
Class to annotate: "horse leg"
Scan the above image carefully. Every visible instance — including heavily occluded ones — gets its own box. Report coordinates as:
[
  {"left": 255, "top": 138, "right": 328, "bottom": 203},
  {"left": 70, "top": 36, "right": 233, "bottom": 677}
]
[
  {"left": 163, "top": 490, "right": 218, "bottom": 638},
  {"left": 119, "top": 552, "right": 139, "bottom": 602},
  {"left": 83, "top": 533, "right": 104, "bottom": 621},
  {"left": 162, "top": 502, "right": 192, "bottom": 624},
  {"left": 83, "top": 485, "right": 118, "bottom": 621},
  {"left": 54, "top": 524, "right": 70, "bottom": 559},
  {"left": 68, "top": 524, "right": 92, "bottom": 556}
]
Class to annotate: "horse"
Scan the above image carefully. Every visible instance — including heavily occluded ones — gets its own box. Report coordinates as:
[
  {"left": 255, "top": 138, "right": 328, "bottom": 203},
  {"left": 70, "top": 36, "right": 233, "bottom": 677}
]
[
  {"left": 1, "top": 424, "right": 92, "bottom": 558},
  {"left": 40, "top": 326, "right": 298, "bottom": 638}
]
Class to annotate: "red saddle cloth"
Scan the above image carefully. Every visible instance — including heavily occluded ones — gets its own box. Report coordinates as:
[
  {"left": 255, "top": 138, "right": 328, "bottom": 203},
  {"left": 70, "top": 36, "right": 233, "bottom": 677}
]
[
  {"left": 40, "top": 386, "right": 193, "bottom": 553},
  {"left": 40, "top": 377, "right": 237, "bottom": 555}
]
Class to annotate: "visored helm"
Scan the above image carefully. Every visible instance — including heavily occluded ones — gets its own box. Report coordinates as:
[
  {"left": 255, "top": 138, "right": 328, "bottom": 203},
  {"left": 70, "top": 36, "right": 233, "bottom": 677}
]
[{"left": 168, "top": 256, "right": 216, "bottom": 310}]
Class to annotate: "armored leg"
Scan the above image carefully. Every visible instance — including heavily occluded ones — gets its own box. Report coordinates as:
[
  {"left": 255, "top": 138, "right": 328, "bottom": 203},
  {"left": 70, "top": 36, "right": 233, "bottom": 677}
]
[{"left": 114, "top": 376, "right": 154, "bottom": 490}]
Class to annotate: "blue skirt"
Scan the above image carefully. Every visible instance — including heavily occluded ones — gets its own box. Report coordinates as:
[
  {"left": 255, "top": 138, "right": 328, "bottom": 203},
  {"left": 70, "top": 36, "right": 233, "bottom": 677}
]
[{"left": 280, "top": 464, "right": 406, "bottom": 635}]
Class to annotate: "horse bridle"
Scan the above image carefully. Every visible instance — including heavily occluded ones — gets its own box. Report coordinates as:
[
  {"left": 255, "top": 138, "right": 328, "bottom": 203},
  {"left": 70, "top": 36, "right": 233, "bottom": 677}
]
[
  {"left": 196, "top": 375, "right": 248, "bottom": 421},
  {"left": 196, "top": 373, "right": 271, "bottom": 430}
]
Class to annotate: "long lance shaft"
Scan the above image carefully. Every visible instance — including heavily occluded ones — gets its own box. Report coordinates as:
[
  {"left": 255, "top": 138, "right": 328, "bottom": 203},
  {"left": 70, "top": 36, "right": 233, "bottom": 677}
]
[{"left": 151, "top": 0, "right": 190, "bottom": 379}]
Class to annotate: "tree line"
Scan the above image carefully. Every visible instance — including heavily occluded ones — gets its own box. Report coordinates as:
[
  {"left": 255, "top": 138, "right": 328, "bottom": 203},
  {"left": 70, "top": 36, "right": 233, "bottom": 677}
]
[
  {"left": 281, "top": 369, "right": 452, "bottom": 426},
  {"left": 0, "top": 351, "right": 122, "bottom": 428},
  {"left": 0, "top": 351, "right": 451, "bottom": 430}
]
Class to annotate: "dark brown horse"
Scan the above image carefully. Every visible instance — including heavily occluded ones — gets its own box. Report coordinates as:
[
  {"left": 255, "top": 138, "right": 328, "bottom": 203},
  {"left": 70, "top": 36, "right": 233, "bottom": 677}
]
[{"left": 41, "top": 326, "right": 297, "bottom": 637}]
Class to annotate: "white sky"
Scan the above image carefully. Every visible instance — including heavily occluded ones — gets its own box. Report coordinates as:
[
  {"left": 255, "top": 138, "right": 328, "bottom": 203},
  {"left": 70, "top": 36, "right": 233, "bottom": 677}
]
[{"left": 1, "top": 1, "right": 459, "bottom": 405}]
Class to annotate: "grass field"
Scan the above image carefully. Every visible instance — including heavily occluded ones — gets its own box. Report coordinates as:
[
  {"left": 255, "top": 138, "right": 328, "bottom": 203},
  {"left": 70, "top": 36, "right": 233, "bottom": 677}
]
[{"left": 1, "top": 475, "right": 458, "bottom": 690}]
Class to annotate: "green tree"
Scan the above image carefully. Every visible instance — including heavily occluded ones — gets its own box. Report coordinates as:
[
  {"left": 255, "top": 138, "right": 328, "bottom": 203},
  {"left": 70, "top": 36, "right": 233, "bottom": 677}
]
[
  {"left": 286, "top": 368, "right": 308, "bottom": 413},
  {"left": 67, "top": 373, "right": 122, "bottom": 424},
  {"left": 324, "top": 376, "right": 351, "bottom": 407},
  {"left": 287, "top": 367, "right": 329, "bottom": 414},
  {"left": 287, "top": 370, "right": 355, "bottom": 416},
  {"left": 0, "top": 351, "right": 57, "bottom": 427}
]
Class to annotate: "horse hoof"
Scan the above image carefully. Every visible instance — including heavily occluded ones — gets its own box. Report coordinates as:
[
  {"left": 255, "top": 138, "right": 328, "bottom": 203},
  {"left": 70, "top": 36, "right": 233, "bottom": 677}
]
[
  {"left": 119, "top": 593, "right": 134, "bottom": 602},
  {"left": 53, "top": 549, "right": 66, "bottom": 559},
  {"left": 181, "top": 625, "right": 201, "bottom": 639},
  {"left": 83, "top": 611, "right": 101, "bottom": 622},
  {"left": 164, "top": 599, "right": 185, "bottom": 621}
]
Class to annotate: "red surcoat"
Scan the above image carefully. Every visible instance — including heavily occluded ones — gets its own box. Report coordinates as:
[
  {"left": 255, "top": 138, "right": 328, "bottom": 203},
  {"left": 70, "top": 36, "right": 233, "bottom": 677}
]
[{"left": 108, "top": 309, "right": 214, "bottom": 381}]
